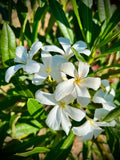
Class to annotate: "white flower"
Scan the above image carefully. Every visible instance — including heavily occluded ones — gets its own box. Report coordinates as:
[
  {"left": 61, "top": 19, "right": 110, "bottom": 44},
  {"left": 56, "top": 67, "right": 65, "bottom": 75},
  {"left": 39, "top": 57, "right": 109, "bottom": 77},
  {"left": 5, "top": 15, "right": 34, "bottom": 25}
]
[
  {"left": 32, "top": 51, "right": 64, "bottom": 85},
  {"left": 42, "top": 37, "right": 91, "bottom": 60},
  {"left": 72, "top": 109, "right": 116, "bottom": 141},
  {"left": 54, "top": 61, "right": 101, "bottom": 107},
  {"left": 5, "top": 41, "right": 42, "bottom": 83},
  {"left": 93, "top": 80, "right": 116, "bottom": 111},
  {"left": 35, "top": 90, "right": 86, "bottom": 135}
]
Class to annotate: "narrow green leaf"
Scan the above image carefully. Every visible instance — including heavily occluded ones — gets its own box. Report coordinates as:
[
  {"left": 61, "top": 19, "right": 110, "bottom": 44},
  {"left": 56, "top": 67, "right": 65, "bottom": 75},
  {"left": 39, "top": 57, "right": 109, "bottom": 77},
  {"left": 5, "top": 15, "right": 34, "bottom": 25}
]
[
  {"left": 97, "top": 0, "right": 105, "bottom": 22},
  {"left": 100, "top": 6, "right": 120, "bottom": 40},
  {"left": 71, "top": 0, "right": 86, "bottom": 43},
  {"left": 0, "top": 23, "right": 16, "bottom": 67},
  {"left": 106, "top": 124, "right": 120, "bottom": 160},
  {"left": 27, "top": 98, "right": 46, "bottom": 119},
  {"left": 101, "top": 39, "right": 120, "bottom": 54},
  {"left": 2, "top": 135, "right": 47, "bottom": 154},
  {"left": 48, "top": 0, "right": 74, "bottom": 43},
  {"left": 16, "top": 147, "right": 49, "bottom": 157},
  {"left": 71, "top": 47, "right": 86, "bottom": 62},
  {"left": 32, "top": 6, "right": 47, "bottom": 43},
  {"left": 103, "top": 107, "right": 120, "bottom": 122},
  {"left": 45, "top": 130, "right": 75, "bottom": 160},
  {"left": 96, "top": 29, "right": 120, "bottom": 49}
]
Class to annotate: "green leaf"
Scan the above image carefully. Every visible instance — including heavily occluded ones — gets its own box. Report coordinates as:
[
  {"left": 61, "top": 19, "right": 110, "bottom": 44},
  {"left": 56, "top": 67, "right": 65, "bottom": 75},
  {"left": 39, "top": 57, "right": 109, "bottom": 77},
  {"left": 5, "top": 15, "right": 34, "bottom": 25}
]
[
  {"left": 71, "top": 0, "right": 86, "bottom": 43},
  {"left": 16, "top": 147, "right": 49, "bottom": 157},
  {"left": 0, "top": 23, "right": 16, "bottom": 67},
  {"left": 71, "top": 47, "right": 86, "bottom": 62},
  {"left": 48, "top": 0, "right": 74, "bottom": 43},
  {"left": 7, "top": 123, "right": 39, "bottom": 138},
  {"left": 101, "top": 38, "right": 120, "bottom": 54},
  {"left": 32, "top": 6, "right": 47, "bottom": 43},
  {"left": 96, "top": 29, "right": 120, "bottom": 49},
  {"left": 105, "top": 123, "right": 120, "bottom": 160},
  {"left": 83, "top": 141, "right": 93, "bottom": 160},
  {"left": 103, "top": 107, "right": 120, "bottom": 122},
  {"left": 27, "top": 98, "right": 46, "bottom": 119},
  {"left": 97, "top": 0, "right": 106, "bottom": 22},
  {"left": 100, "top": 6, "right": 120, "bottom": 40},
  {"left": 2, "top": 135, "right": 47, "bottom": 154},
  {"left": 45, "top": 130, "right": 75, "bottom": 160}
]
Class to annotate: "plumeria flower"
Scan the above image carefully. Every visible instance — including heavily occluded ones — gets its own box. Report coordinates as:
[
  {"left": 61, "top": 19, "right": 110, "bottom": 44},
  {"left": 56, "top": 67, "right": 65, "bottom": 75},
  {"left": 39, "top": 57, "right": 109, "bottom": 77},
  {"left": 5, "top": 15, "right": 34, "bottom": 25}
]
[
  {"left": 72, "top": 109, "right": 116, "bottom": 141},
  {"left": 42, "top": 37, "right": 91, "bottom": 60},
  {"left": 93, "top": 80, "right": 116, "bottom": 111},
  {"left": 54, "top": 61, "right": 101, "bottom": 107},
  {"left": 35, "top": 90, "right": 86, "bottom": 135},
  {"left": 32, "top": 51, "right": 64, "bottom": 85},
  {"left": 5, "top": 41, "right": 42, "bottom": 83}
]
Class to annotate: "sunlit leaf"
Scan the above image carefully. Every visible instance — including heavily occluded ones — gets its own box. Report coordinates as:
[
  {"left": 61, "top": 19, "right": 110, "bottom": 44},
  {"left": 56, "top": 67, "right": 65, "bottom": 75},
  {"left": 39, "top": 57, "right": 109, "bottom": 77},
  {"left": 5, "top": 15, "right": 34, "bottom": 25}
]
[
  {"left": 27, "top": 98, "right": 46, "bottom": 120},
  {"left": 49, "top": 0, "right": 74, "bottom": 43},
  {"left": 0, "top": 23, "right": 16, "bottom": 67},
  {"left": 103, "top": 107, "right": 120, "bottom": 122},
  {"left": 16, "top": 147, "right": 49, "bottom": 157}
]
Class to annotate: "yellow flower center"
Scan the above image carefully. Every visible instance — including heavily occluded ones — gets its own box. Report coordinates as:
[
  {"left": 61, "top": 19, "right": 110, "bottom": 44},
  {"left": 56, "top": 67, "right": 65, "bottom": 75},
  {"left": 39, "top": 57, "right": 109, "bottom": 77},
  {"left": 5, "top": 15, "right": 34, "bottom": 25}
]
[
  {"left": 46, "top": 67, "right": 51, "bottom": 73},
  {"left": 90, "top": 120, "right": 95, "bottom": 125},
  {"left": 74, "top": 76, "right": 82, "bottom": 85},
  {"left": 60, "top": 101, "right": 66, "bottom": 109}
]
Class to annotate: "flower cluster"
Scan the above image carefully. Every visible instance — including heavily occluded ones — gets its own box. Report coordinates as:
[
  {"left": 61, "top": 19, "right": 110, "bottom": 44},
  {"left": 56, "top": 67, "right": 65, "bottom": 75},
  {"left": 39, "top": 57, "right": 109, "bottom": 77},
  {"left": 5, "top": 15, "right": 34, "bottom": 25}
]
[{"left": 5, "top": 37, "right": 116, "bottom": 141}]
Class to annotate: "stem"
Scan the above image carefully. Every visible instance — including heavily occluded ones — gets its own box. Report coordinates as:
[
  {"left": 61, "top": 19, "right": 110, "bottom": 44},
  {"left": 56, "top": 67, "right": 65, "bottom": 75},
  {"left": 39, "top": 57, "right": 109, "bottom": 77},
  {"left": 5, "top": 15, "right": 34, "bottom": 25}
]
[
  {"left": 95, "top": 136, "right": 112, "bottom": 160},
  {"left": 19, "top": 14, "right": 28, "bottom": 46}
]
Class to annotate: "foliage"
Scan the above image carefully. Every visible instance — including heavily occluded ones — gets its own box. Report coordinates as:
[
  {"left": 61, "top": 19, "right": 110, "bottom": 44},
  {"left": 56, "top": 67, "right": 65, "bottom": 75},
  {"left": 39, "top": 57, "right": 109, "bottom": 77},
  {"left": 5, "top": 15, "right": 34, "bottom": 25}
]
[{"left": 0, "top": 0, "right": 120, "bottom": 159}]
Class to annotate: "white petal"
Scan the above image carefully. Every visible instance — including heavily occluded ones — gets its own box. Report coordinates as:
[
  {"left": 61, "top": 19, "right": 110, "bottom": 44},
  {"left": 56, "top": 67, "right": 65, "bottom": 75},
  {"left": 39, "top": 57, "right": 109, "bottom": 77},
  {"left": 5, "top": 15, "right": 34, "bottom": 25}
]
[
  {"left": 5, "top": 64, "right": 23, "bottom": 83},
  {"left": 103, "top": 102, "right": 116, "bottom": 111},
  {"left": 80, "top": 49, "right": 91, "bottom": 56},
  {"left": 51, "top": 69, "right": 63, "bottom": 82},
  {"left": 77, "top": 96, "right": 90, "bottom": 107},
  {"left": 46, "top": 105, "right": 61, "bottom": 130},
  {"left": 78, "top": 61, "right": 89, "bottom": 78},
  {"left": 72, "top": 40, "right": 87, "bottom": 50},
  {"left": 61, "top": 110, "right": 71, "bottom": 135},
  {"left": 64, "top": 105, "right": 86, "bottom": 121},
  {"left": 61, "top": 62, "right": 77, "bottom": 77},
  {"left": 52, "top": 55, "right": 66, "bottom": 66},
  {"left": 54, "top": 79, "right": 74, "bottom": 101},
  {"left": 72, "top": 121, "right": 91, "bottom": 136},
  {"left": 23, "top": 60, "right": 40, "bottom": 74},
  {"left": 42, "top": 45, "right": 64, "bottom": 54},
  {"left": 93, "top": 90, "right": 106, "bottom": 104},
  {"left": 94, "top": 108, "right": 109, "bottom": 121},
  {"left": 79, "top": 132, "right": 93, "bottom": 141},
  {"left": 32, "top": 73, "right": 46, "bottom": 85},
  {"left": 35, "top": 90, "right": 57, "bottom": 105},
  {"left": 75, "top": 85, "right": 90, "bottom": 107},
  {"left": 83, "top": 77, "right": 101, "bottom": 90},
  {"left": 110, "top": 88, "right": 115, "bottom": 97},
  {"left": 96, "top": 120, "right": 116, "bottom": 127},
  {"left": 29, "top": 41, "right": 42, "bottom": 58},
  {"left": 101, "top": 79, "right": 110, "bottom": 92},
  {"left": 14, "top": 46, "right": 27, "bottom": 63},
  {"left": 41, "top": 51, "right": 52, "bottom": 68},
  {"left": 93, "top": 127, "right": 103, "bottom": 138},
  {"left": 60, "top": 95, "right": 75, "bottom": 104},
  {"left": 58, "top": 37, "right": 71, "bottom": 53},
  {"left": 105, "top": 91, "right": 114, "bottom": 102}
]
